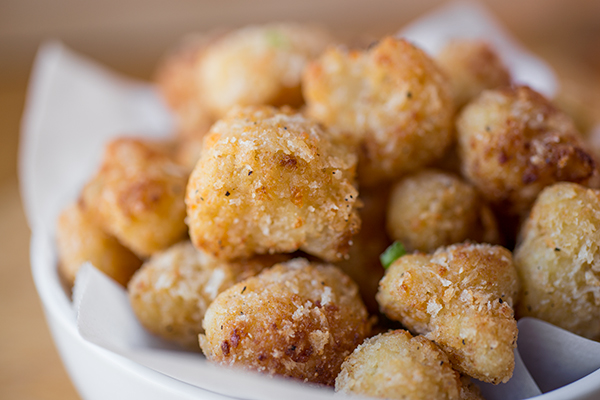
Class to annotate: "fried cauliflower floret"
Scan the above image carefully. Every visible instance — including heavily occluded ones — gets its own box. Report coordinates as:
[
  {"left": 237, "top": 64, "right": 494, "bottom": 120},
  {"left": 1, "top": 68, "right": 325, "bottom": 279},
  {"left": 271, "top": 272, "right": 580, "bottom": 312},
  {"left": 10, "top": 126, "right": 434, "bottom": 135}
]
[
  {"left": 436, "top": 39, "right": 511, "bottom": 109},
  {"left": 128, "top": 241, "right": 288, "bottom": 349},
  {"left": 199, "top": 258, "right": 371, "bottom": 386},
  {"left": 377, "top": 243, "right": 520, "bottom": 383},
  {"left": 335, "top": 187, "right": 390, "bottom": 313},
  {"left": 386, "top": 169, "right": 500, "bottom": 253},
  {"left": 56, "top": 200, "right": 142, "bottom": 287},
  {"left": 335, "top": 330, "right": 482, "bottom": 400},
  {"left": 186, "top": 106, "right": 360, "bottom": 262},
  {"left": 303, "top": 36, "right": 454, "bottom": 186},
  {"left": 198, "top": 23, "right": 334, "bottom": 117},
  {"left": 514, "top": 182, "right": 600, "bottom": 340},
  {"left": 82, "top": 138, "right": 188, "bottom": 258},
  {"left": 155, "top": 33, "right": 216, "bottom": 136},
  {"left": 457, "top": 85, "right": 597, "bottom": 216}
]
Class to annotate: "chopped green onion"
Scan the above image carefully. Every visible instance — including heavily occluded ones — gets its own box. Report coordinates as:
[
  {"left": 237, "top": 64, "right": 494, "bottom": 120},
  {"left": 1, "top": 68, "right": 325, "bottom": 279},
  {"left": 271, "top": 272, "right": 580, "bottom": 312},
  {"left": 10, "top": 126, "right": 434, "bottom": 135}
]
[
  {"left": 380, "top": 241, "right": 406, "bottom": 269},
  {"left": 266, "top": 29, "right": 288, "bottom": 48}
]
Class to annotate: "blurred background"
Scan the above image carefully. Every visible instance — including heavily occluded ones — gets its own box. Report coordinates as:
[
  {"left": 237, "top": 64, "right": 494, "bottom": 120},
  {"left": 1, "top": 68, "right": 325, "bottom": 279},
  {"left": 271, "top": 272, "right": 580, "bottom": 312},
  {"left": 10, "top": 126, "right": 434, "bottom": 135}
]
[{"left": 1, "top": 0, "right": 599, "bottom": 398}]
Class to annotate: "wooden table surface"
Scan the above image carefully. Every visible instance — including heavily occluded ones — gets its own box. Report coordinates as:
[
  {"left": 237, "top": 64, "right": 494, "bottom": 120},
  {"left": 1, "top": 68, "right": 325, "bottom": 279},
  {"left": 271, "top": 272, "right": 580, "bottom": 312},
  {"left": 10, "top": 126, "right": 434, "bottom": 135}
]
[
  {"left": 0, "top": 88, "right": 79, "bottom": 399},
  {"left": 1, "top": 2, "right": 599, "bottom": 399}
]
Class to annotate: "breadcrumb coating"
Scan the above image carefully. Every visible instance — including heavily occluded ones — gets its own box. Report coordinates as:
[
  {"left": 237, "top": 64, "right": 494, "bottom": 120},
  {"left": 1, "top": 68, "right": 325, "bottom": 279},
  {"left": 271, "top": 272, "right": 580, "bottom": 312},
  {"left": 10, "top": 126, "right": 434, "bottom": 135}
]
[
  {"left": 386, "top": 169, "right": 500, "bottom": 253},
  {"left": 514, "top": 182, "right": 600, "bottom": 340},
  {"left": 199, "top": 258, "right": 371, "bottom": 386},
  {"left": 437, "top": 39, "right": 511, "bottom": 109},
  {"left": 198, "top": 23, "right": 334, "bottom": 117},
  {"left": 186, "top": 106, "right": 360, "bottom": 262},
  {"left": 377, "top": 243, "right": 520, "bottom": 383},
  {"left": 56, "top": 200, "right": 142, "bottom": 287},
  {"left": 335, "top": 330, "right": 466, "bottom": 400},
  {"left": 128, "top": 241, "right": 288, "bottom": 349},
  {"left": 82, "top": 138, "right": 188, "bottom": 258},
  {"left": 457, "top": 85, "right": 597, "bottom": 216},
  {"left": 303, "top": 36, "right": 454, "bottom": 186}
]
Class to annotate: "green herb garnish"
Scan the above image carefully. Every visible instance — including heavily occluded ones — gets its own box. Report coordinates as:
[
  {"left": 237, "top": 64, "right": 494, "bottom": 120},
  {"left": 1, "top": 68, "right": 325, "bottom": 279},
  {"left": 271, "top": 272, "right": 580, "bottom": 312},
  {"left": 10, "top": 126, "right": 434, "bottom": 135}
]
[
  {"left": 266, "top": 29, "right": 289, "bottom": 48},
  {"left": 380, "top": 241, "right": 406, "bottom": 269}
]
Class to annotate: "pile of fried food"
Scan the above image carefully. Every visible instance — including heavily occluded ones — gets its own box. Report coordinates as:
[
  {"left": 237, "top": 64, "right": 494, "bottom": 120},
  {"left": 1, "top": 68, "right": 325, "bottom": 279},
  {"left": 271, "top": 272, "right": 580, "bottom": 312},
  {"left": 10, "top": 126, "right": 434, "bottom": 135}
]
[{"left": 55, "top": 23, "right": 600, "bottom": 400}]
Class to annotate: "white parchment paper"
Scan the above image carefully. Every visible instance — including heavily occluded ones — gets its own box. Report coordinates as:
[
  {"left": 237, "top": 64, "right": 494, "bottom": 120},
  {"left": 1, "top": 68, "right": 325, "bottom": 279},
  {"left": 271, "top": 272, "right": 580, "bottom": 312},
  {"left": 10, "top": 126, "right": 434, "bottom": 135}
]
[{"left": 21, "top": 2, "right": 600, "bottom": 400}]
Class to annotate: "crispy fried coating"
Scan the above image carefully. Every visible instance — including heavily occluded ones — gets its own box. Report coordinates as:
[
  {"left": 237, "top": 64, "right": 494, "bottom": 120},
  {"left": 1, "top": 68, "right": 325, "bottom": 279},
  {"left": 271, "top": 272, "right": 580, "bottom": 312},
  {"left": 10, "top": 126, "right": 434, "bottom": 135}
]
[
  {"left": 514, "top": 182, "right": 600, "bottom": 340},
  {"left": 199, "top": 258, "right": 371, "bottom": 386},
  {"left": 386, "top": 169, "right": 500, "bottom": 253},
  {"left": 56, "top": 200, "right": 142, "bottom": 287},
  {"left": 303, "top": 36, "right": 454, "bottom": 186},
  {"left": 335, "top": 330, "right": 464, "bottom": 400},
  {"left": 198, "top": 23, "right": 334, "bottom": 117},
  {"left": 82, "top": 138, "right": 188, "bottom": 258},
  {"left": 128, "top": 241, "right": 288, "bottom": 349},
  {"left": 155, "top": 33, "right": 216, "bottom": 136},
  {"left": 437, "top": 39, "right": 511, "bottom": 109},
  {"left": 335, "top": 187, "right": 390, "bottom": 313},
  {"left": 186, "top": 106, "right": 360, "bottom": 262},
  {"left": 457, "top": 85, "right": 597, "bottom": 216},
  {"left": 377, "top": 243, "right": 520, "bottom": 383}
]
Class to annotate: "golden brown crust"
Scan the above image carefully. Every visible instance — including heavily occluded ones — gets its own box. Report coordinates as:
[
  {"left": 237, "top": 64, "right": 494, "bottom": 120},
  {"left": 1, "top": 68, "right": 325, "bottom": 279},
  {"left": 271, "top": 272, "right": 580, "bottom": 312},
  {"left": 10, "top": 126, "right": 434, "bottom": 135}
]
[
  {"left": 437, "top": 39, "right": 511, "bottom": 109},
  {"left": 457, "top": 85, "right": 597, "bottom": 216},
  {"left": 377, "top": 243, "right": 520, "bottom": 383},
  {"left": 186, "top": 106, "right": 361, "bottom": 262},
  {"left": 386, "top": 169, "right": 501, "bottom": 252},
  {"left": 335, "top": 330, "right": 463, "bottom": 400},
  {"left": 81, "top": 137, "right": 188, "bottom": 258},
  {"left": 56, "top": 200, "right": 142, "bottom": 287},
  {"left": 304, "top": 36, "right": 454, "bottom": 186},
  {"left": 514, "top": 182, "right": 600, "bottom": 340},
  {"left": 199, "top": 259, "right": 371, "bottom": 386},
  {"left": 128, "top": 241, "right": 288, "bottom": 349},
  {"left": 198, "top": 23, "right": 335, "bottom": 117}
]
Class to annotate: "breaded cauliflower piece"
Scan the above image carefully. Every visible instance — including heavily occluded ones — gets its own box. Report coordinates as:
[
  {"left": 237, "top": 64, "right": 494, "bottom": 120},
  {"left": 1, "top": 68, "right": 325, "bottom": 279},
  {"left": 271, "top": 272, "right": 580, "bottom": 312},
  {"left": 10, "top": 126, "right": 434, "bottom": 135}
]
[
  {"left": 186, "top": 106, "right": 360, "bottom": 262},
  {"left": 377, "top": 243, "right": 520, "bottom": 383},
  {"left": 436, "top": 39, "right": 511, "bottom": 109},
  {"left": 457, "top": 85, "right": 597, "bottom": 216},
  {"left": 199, "top": 258, "right": 371, "bottom": 386},
  {"left": 303, "top": 36, "right": 454, "bottom": 186},
  {"left": 335, "top": 329, "right": 481, "bottom": 400},
  {"left": 514, "top": 182, "right": 600, "bottom": 340},
  {"left": 82, "top": 138, "right": 188, "bottom": 258},
  {"left": 155, "top": 33, "right": 216, "bottom": 136},
  {"left": 128, "top": 241, "right": 288, "bottom": 349},
  {"left": 56, "top": 200, "right": 142, "bottom": 288},
  {"left": 335, "top": 187, "right": 390, "bottom": 313},
  {"left": 386, "top": 169, "right": 500, "bottom": 253},
  {"left": 198, "top": 23, "right": 334, "bottom": 117}
]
